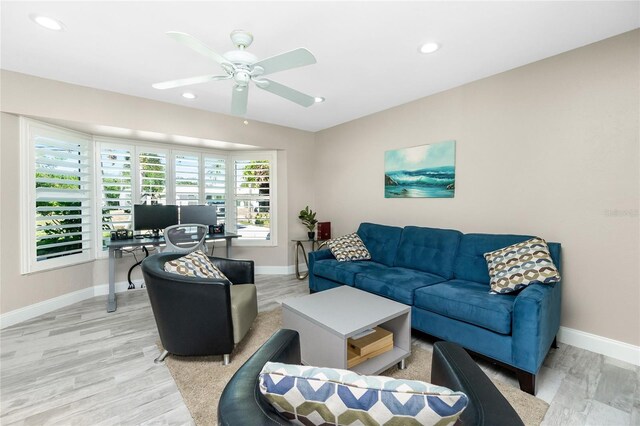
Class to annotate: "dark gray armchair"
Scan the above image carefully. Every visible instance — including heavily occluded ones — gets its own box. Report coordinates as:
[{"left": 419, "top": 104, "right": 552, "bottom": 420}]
[{"left": 141, "top": 252, "right": 258, "bottom": 365}]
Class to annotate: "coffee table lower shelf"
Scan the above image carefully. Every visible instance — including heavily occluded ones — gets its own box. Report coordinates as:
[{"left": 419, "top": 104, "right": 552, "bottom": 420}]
[{"left": 350, "top": 346, "right": 410, "bottom": 375}]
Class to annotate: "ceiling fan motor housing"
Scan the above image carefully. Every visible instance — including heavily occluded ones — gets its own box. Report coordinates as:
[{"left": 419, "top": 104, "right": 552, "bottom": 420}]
[{"left": 223, "top": 50, "right": 258, "bottom": 66}]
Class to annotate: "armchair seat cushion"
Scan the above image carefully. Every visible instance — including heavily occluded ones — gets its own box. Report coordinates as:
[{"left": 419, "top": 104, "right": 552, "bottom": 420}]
[
  {"left": 414, "top": 280, "right": 516, "bottom": 335},
  {"left": 230, "top": 284, "right": 258, "bottom": 344},
  {"left": 354, "top": 268, "right": 446, "bottom": 305},
  {"left": 313, "top": 259, "right": 389, "bottom": 286}
]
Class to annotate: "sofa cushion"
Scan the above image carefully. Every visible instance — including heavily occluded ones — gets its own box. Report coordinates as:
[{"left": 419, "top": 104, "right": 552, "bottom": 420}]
[
  {"left": 414, "top": 280, "right": 516, "bottom": 335},
  {"left": 355, "top": 267, "right": 446, "bottom": 305},
  {"left": 357, "top": 223, "right": 403, "bottom": 267},
  {"left": 259, "top": 361, "right": 468, "bottom": 426},
  {"left": 313, "top": 259, "right": 389, "bottom": 286},
  {"left": 394, "top": 226, "right": 462, "bottom": 278},
  {"left": 485, "top": 237, "right": 562, "bottom": 294}
]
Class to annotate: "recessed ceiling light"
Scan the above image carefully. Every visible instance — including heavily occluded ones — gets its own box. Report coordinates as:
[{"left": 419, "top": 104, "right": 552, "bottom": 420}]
[
  {"left": 182, "top": 92, "right": 196, "bottom": 99},
  {"left": 419, "top": 42, "right": 440, "bottom": 54},
  {"left": 30, "top": 14, "right": 65, "bottom": 31},
  {"left": 314, "top": 97, "right": 325, "bottom": 103}
]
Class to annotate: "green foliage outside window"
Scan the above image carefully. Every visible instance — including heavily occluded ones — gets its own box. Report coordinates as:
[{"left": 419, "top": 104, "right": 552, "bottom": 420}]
[{"left": 36, "top": 171, "right": 83, "bottom": 259}]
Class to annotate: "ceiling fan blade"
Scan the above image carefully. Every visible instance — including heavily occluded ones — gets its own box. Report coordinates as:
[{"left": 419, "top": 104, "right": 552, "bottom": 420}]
[
  {"left": 166, "top": 31, "right": 233, "bottom": 68},
  {"left": 152, "top": 74, "right": 230, "bottom": 90},
  {"left": 253, "top": 48, "right": 316, "bottom": 76},
  {"left": 231, "top": 86, "right": 249, "bottom": 116},
  {"left": 256, "top": 79, "right": 315, "bottom": 107}
]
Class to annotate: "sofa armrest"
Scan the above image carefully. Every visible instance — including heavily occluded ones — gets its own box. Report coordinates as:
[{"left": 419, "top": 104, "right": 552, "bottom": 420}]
[
  {"left": 308, "top": 249, "right": 335, "bottom": 292},
  {"left": 512, "top": 281, "right": 562, "bottom": 373},
  {"left": 431, "top": 342, "right": 523, "bottom": 426},
  {"left": 209, "top": 256, "right": 255, "bottom": 285},
  {"left": 309, "top": 248, "right": 334, "bottom": 262},
  {"left": 218, "top": 329, "right": 301, "bottom": 426}
]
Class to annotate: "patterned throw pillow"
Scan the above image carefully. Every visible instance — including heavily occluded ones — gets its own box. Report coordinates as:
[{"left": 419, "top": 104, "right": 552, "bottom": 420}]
[
  {"left": 327, "top": 233, "right": 371, "bottom": 262},
  {"left": 164, "top": 250, "right": 231, "bottom": 282},
  {"left": 484, "top": 237, "right": 560, "bottom": 294},
  {"left": 259, "top": 362, "right": 468, "bottom": 426}
]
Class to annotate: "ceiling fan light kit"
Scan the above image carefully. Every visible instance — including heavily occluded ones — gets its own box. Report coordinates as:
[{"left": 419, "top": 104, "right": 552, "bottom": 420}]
[{"left": 152, "top": 29, "right": 320, "bottom": 116}]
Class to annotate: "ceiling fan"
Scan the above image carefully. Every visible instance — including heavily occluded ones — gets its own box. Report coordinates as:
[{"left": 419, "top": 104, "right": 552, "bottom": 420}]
[{"left": 152, "top": 30, "right": 319, "bottom": 116}]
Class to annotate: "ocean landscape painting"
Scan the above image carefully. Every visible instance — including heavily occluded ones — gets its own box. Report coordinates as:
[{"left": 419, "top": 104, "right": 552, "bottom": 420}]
[{"left": 385, "top": 140, "right": 456, "bottom": 198}]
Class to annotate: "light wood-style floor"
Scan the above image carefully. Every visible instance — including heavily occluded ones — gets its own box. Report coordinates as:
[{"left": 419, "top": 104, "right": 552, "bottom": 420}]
[{"left": 1, "top": 275, "right": 638, "bottom": 425}]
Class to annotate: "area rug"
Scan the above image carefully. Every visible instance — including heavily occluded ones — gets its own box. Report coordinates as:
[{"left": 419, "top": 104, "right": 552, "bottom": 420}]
[{"left": 161, "top": 309, "right": 549, "bottom": 426}]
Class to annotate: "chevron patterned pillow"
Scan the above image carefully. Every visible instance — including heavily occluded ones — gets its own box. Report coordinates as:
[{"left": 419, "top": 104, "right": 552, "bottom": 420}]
[
  {"left": 327, "top": 233, "right": 371, "bottom": 262},
  {"left": 163, "top": 250, "right": 230, "bottom": 282},
  {"left": 484, "top": 237, "right": 560, "bottom": 294},
  {"left": 259, "top": 362, "right": 468, "bottom": 425}
]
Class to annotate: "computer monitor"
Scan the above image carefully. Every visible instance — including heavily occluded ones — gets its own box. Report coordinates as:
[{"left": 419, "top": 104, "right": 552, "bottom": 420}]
[
  {"left": 133, "top": 204, "right": 179, "bottom": 236},
  {"left": 180, "top": 205, "right": 217, "bottom": 227}
]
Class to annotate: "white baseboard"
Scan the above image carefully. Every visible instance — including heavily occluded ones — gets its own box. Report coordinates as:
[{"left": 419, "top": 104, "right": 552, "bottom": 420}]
[
  {"left": 0, "top": 265, "right": 303, "bottom": 329},
  {"left": 0, "top": 280, "right": 137, "bottom": 329},
  {"left": 92, "top": 280, "right": 141, "bottom": 296},
  {"left": 558, "top": 326, "right": 640, "bottom": 366},
  {"left": 0, "top": 287, "right": 95, "bottom": 329},
  {"left": 256, "top": 265, "right": 306, "bottom": 275}
]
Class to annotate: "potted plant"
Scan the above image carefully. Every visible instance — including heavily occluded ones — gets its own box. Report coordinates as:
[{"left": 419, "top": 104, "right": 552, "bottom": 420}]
[{"left": 298, "top": 206, "right": 318, "bottom": 240}]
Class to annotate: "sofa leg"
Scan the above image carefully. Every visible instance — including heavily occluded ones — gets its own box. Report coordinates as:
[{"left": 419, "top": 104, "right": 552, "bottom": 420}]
[
  {"left": 516, "top": 370, "right": 536, "bottom": 395},
  {"left": 398, "top": 359, "right": 406, "bottom": 370},
  {"left": 154, "top": 350, "right": 169, "bottom": 364},
  {"left": 552, "top": 336, "right": 559, "bottom": 349},
  {"left": 223, "top": 354, "right": 231, "bottom": 365}
]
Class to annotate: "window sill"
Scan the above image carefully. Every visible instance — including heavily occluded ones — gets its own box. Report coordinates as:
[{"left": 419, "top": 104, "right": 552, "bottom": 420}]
[
  {"left": 233, "top": 239, "right": 277, "bottom": 247},
  {"left": 22, "top": 258, "right": 95, "bottom": 275}
]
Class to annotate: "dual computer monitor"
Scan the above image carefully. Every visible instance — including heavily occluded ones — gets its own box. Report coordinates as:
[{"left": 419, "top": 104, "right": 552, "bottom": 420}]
[{"left": 133, "top": 204, "right": 217, "bottom": 234}]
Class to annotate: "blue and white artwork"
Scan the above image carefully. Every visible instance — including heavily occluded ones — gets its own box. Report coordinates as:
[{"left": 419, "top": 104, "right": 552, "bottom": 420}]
[{"left": 385, "top": 140, "right": 456, "bottom": 198}]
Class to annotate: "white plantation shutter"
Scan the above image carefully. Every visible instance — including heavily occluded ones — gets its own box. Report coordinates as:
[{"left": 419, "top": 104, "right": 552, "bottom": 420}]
[
  {"left": 204, "top": 156, "right": 226, "bottom": 224},
  {"left": 23, "top": 121, "right": 93, "bottom": 271},
  {"left": 174, "top": 153, "right": 200, "bottom": 205},
  {"left": 99, "top": 145, "right": 133, "bottom": 249},
  {"left": 233, "top": 156, "right": 274, "bottom": 242},
  {"left": 139, "top": 151, "right": 167, "bottom": 205}
]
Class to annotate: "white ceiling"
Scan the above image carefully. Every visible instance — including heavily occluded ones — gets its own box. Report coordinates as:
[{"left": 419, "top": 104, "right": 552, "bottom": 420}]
[{"left": 2, "top": 1, "right": 638, "bottom": 132}]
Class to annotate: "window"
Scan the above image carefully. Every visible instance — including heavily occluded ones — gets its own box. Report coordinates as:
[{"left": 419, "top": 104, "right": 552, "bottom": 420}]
[
  {"left": 21, "top": 118, "right": 278, "bottom": 273},
  {"left": 21, "top": 119, "right": 93, "bottom": 273},
  {"left": 139, "top": 150, "right": 167, "bottom": 205},
  {"left": 232, "top": 153, "right": 276, "bottom": 245},
  {"left": 174, "top": 153, "right": 200, "bottom": 206},
  {"left": 204, "top": 156, "right": 226, "bottom": 225},
  {"left": 99, "top": 144, "right": 133, "bottom": 249}
]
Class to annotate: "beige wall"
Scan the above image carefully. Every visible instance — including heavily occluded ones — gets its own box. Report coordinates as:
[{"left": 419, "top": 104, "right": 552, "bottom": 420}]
[
  {"left": 0, "top": 72, "right": 316, "bottom": 314},
  {"left": 315, "top": 30, "right": 640, "bottom": 346}
]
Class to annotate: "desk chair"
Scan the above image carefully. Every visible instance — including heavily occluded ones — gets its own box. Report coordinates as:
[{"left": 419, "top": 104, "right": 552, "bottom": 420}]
[{"left": 163, "top": 223, "right": 207, "bottom": 253}]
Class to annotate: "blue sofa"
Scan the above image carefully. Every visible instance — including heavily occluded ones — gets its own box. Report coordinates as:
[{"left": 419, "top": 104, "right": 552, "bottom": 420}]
[{"left": 308, "top": 222, "right": 562, "bottom": 395}]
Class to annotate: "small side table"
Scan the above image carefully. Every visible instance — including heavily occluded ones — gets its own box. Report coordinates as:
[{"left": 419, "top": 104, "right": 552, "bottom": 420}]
[{"left": 292, "top": 238, "right": 329, "bottom": 280}]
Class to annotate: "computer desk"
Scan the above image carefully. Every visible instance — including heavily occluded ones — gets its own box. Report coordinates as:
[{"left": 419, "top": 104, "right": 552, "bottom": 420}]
[{"left": 105, "top": 233, "right": 238, "bottom": 313}]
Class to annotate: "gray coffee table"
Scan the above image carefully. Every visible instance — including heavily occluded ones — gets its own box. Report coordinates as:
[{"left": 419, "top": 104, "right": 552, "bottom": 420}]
[{"left": 282, "top": 286, "right": 411, "bottom": 375}]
